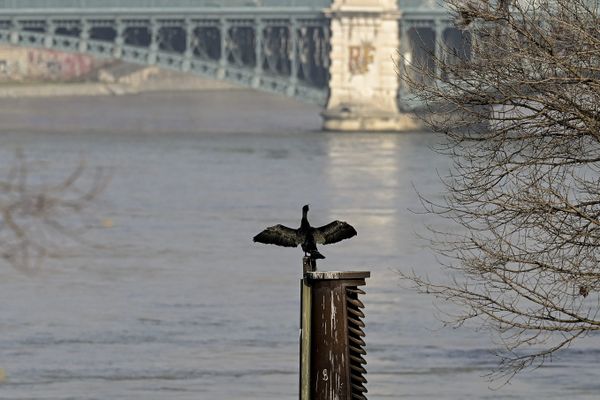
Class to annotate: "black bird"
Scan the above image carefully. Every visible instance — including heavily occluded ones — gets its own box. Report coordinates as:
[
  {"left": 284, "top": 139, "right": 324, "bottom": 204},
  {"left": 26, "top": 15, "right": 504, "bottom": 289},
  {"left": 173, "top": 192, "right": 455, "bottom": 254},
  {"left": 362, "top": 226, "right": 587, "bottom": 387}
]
[{"left": 253, "top": 204, "right": 357, "bottom": 259}]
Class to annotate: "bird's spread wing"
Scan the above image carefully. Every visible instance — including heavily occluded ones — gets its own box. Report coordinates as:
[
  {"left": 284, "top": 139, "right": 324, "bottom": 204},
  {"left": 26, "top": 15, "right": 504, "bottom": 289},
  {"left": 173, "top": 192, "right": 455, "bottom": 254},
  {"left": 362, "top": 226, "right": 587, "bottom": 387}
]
[
  {"left": 253, "top": 224, "right": 301, "bottom": 247},
  {"left": 313, "top": 221, "right": 357, "bottom": 245}
]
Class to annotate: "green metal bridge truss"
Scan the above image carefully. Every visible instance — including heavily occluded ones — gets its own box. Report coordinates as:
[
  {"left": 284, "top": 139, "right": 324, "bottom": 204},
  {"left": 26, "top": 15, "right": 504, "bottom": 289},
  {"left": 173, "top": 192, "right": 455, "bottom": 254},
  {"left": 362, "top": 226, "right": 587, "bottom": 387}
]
[
  {"left": 0, "top": 1, "right": 449, "bottom": 106},
  {"left": 0, "top": 1, "right": 334, "bottom": 104}
]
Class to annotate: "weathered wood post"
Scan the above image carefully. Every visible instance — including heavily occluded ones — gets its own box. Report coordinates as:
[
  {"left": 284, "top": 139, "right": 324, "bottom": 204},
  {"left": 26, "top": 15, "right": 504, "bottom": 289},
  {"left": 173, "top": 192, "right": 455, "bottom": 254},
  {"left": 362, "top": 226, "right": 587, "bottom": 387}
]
[{"left": 300, "top": 257, "right": 370, "bottom": 399}]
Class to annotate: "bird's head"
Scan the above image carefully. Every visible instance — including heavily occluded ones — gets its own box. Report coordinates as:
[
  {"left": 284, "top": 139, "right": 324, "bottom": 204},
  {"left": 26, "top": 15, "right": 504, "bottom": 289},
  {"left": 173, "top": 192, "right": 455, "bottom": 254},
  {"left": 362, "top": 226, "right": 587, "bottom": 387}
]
[{"left": 302, "top": 204, "right": 310, "bottom": 214}]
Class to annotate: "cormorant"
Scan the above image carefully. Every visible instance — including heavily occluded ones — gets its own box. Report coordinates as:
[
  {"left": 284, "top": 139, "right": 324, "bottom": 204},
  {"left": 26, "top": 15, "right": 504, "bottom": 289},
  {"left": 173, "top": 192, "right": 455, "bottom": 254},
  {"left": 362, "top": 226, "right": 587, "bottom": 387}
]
[{"left": 253, "top": 204, "right": 357, "bottom": 259}]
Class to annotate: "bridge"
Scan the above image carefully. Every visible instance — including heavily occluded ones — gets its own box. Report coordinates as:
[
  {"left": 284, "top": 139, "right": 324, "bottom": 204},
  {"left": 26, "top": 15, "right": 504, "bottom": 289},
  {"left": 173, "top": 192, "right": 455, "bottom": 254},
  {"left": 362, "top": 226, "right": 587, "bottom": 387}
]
[{"left": 0, "top": 0, "right": 469, "bottom": 131}]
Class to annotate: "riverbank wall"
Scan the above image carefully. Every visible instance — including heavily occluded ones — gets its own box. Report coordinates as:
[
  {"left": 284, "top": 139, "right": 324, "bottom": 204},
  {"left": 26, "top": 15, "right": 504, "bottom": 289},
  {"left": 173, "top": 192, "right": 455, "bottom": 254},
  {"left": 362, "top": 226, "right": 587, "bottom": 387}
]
[
  {"left": 0, "top": 75, "right": 236, "bottom": 99},
  {"left": 0, "top": 44, "right": 235, "bottom": 98}
]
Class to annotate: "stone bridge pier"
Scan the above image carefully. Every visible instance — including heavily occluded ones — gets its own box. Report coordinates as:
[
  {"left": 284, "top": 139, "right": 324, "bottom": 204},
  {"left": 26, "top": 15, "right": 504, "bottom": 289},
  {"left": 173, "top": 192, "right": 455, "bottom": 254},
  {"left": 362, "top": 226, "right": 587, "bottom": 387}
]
[{"left": 323, "top": 0, "right": 418, "bottom": 131}]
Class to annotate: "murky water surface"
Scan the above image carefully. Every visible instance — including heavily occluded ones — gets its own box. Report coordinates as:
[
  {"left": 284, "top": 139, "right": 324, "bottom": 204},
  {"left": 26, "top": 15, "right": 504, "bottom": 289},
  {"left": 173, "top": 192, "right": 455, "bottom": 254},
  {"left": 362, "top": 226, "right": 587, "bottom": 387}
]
[{"left": 0, "top": 91, "right": 598, "bottom": 399}]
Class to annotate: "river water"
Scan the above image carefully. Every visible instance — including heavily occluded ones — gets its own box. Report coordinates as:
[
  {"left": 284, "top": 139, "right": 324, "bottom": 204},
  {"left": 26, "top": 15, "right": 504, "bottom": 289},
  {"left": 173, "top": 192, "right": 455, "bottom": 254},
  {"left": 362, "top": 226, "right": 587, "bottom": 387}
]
[{"left": 0, "top": 90, "right": 598, "bottom": 399}]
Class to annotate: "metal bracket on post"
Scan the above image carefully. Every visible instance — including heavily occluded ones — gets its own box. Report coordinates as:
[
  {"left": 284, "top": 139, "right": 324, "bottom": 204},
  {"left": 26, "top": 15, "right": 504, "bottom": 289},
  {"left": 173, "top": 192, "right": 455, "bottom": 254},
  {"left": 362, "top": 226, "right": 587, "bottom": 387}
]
[
  {"left": 434, "top": 18, "right": 447, "bottom": 82},
  {"left": 79, "top": 20, "right": 90, "bottom": 53},
  {"left": 287, "top": 18, "right": 298, "bottom": 97},
  {"left": 217, "top": 17, "right": 229, "bottom": 79},
  {"left": 113, "top": 18, "right": 125, "bottom": 59},
  {"left": 44, "top": 20, "right": 55, "bottom": 48},
  {"left": 252, "top": 17, "right": 264, "bottom": 88},
  {"left": 182, "top": 18, "right": 194, "bottom": 72},
  {"left": 9, "top": 18, "right": 20, "bottom": 45},
  {"left": 300, "top": 256, "right": 315, "bottom": 400},
  {"left": 148, "top": 19, "right": 159, "bottom": 65}
]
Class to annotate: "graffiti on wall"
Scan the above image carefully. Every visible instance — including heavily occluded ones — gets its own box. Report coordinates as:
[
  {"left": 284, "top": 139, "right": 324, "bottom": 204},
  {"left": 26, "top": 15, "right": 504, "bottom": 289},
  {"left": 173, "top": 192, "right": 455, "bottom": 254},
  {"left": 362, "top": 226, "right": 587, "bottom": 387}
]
[
  {"left": 0, "top": 46, "right": 98, "bottom": 81},
  {"left": 348, "top": 42, "right": 375, "bottom": 75}
]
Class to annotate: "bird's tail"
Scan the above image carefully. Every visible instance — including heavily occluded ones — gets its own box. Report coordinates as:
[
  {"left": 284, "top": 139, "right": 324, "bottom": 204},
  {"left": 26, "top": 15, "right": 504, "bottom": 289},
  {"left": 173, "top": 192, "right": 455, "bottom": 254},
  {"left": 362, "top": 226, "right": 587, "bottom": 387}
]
[{"left": 310, "top": 250, "right": 325, "bottom": 260}]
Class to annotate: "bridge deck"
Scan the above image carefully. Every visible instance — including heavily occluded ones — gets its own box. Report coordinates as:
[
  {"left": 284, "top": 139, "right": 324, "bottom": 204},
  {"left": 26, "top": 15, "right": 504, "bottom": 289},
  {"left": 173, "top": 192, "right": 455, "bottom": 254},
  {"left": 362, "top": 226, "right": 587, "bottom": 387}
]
[
  {"left": 0, "top": 0, "right": 440, "bottom": 13},
  {"left": 0, "top": 0, "right": 332, "bottom": 10}
]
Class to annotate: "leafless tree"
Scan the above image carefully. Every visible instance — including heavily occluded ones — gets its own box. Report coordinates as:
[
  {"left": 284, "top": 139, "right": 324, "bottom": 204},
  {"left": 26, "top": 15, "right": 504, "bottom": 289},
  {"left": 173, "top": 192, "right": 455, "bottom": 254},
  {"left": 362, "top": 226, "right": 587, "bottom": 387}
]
[
  {"left": 0, "top": 151, "right": 108, "bottom": 273},
  {"left": 399, "top": 0, "right": 600, "bottom": 379}
]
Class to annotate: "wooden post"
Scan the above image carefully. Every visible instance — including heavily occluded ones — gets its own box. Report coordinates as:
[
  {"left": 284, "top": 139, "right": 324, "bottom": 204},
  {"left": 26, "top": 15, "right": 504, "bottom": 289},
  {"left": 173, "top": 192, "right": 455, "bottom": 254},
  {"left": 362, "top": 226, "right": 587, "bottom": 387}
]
[{"left": 300, "top": 259, "right": 370, "bottom": 400}]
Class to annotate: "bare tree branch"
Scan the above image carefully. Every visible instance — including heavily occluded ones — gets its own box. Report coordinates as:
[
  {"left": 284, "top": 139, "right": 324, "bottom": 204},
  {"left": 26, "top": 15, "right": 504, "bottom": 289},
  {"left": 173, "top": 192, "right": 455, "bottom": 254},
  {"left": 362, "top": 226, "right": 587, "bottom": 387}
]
[
  {"left": 0, "top": 151, "right": 109, "bottom": 273},
  {"left": 399, "top": 0, "right": 600, "bottom": 379}
]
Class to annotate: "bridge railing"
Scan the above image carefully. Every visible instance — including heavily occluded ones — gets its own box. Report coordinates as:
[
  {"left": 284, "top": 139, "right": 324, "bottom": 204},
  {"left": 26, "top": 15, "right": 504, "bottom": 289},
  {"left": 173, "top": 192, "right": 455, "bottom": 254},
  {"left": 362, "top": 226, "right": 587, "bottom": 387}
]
[{"left": 0, "top": 0, "right": 332, "bottom": 9}]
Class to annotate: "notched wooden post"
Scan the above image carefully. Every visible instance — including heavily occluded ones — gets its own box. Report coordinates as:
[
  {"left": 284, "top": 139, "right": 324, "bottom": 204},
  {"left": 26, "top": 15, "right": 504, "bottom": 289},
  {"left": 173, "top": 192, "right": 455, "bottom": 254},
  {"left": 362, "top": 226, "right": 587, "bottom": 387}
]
[{"left": 300, "top": 257, "right": 370, "bottom": 400}]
